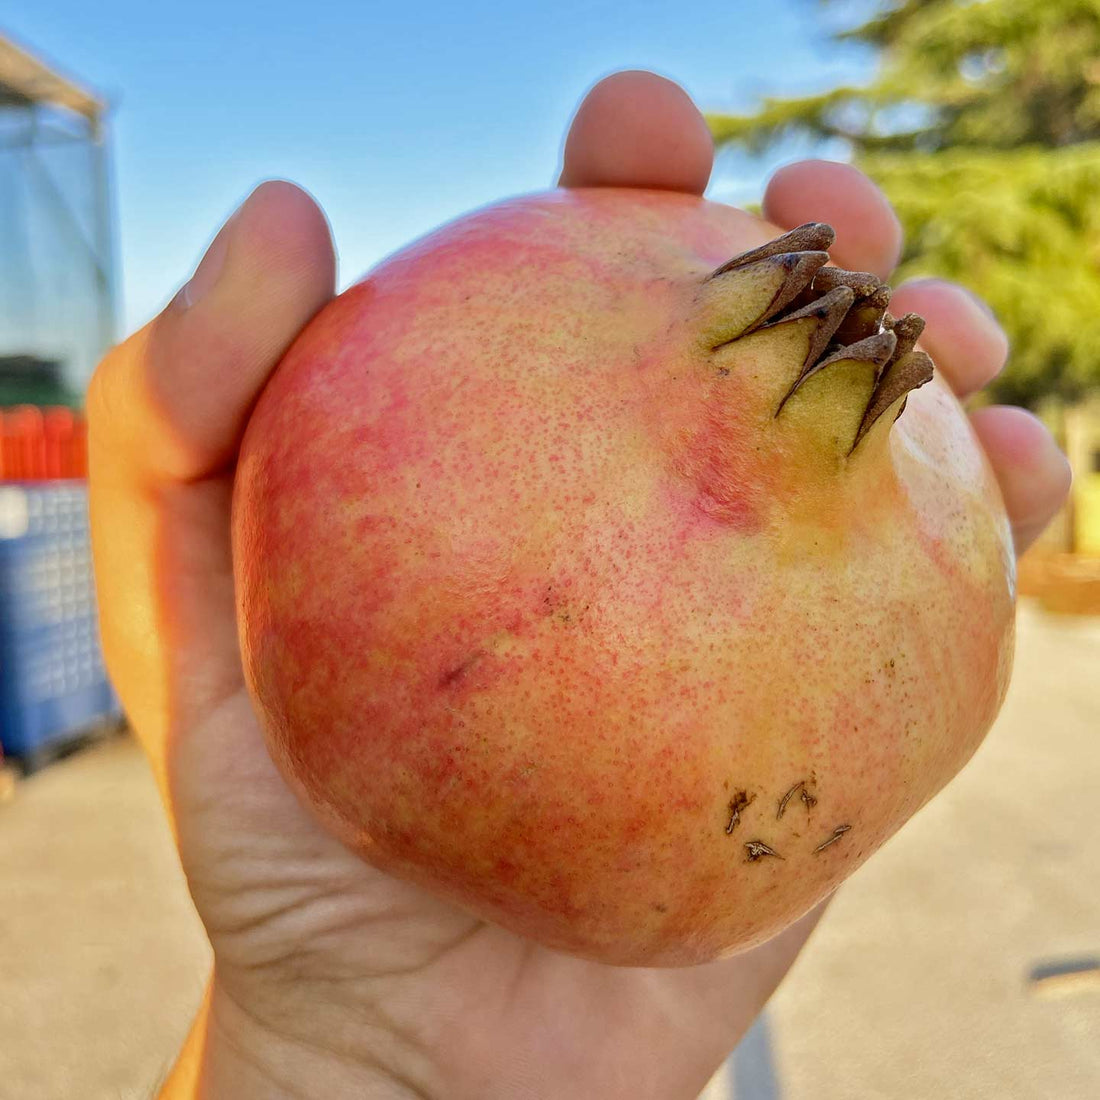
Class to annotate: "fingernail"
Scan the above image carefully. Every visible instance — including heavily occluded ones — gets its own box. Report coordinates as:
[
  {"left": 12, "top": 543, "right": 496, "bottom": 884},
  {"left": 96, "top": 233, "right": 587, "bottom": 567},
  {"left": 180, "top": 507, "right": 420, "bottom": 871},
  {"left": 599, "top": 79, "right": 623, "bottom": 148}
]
[{"left": 178, "top": 209, "right": 239, "bottom": 309}]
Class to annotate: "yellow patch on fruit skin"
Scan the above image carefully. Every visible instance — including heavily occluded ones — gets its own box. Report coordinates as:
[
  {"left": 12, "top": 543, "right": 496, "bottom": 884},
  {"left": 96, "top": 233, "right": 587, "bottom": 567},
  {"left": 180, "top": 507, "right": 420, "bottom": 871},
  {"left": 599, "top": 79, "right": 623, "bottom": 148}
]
[
  {"left": 280, "top": 560, "right": 306, "bottom": 602},
  {"left": 362, "top": 647, "right": 400, "bottom": 675},
  {"left": 485, "top": 629, "right": 524, "bottom": 659}
]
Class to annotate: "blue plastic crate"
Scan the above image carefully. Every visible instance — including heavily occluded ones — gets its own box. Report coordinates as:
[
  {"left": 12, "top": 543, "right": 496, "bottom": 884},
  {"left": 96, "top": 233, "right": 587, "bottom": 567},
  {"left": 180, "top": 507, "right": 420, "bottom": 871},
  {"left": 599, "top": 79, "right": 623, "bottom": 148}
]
[{"left": 0, "top": 483, "right": 119, "bottom": 760}]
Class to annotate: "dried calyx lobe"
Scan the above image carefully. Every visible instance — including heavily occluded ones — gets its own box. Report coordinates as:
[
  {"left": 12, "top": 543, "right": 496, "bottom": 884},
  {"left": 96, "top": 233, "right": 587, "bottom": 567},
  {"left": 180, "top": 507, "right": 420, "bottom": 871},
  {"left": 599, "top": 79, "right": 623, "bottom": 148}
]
[{"left": 710, "top": 223, "right": 934, "bottom": 452}]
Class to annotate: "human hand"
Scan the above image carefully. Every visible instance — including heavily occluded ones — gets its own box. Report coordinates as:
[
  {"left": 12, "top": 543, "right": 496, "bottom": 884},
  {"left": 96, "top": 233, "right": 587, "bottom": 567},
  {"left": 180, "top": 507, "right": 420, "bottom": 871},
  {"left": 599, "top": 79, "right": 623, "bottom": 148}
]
[{"left": 88, "top": 71, "right": 1070, "bottom": 1100}]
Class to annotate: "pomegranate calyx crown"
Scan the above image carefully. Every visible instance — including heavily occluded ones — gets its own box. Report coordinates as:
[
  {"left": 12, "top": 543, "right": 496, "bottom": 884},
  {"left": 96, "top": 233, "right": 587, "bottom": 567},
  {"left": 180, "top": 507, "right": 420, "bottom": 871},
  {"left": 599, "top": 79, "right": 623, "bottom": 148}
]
[{"left": 704, "top": 223, "right": 935, "bottom": 455}]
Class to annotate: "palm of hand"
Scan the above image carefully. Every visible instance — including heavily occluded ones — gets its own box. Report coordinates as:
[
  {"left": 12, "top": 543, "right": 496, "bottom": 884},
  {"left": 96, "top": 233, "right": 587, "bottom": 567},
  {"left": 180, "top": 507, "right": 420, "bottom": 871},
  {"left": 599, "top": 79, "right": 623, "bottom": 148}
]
[
  {"left": 90, "top": 72, "right": 1068, "bottom": 1099},
  {"left": 177, "top": 678, "right": 793, "bottom": 1099}
]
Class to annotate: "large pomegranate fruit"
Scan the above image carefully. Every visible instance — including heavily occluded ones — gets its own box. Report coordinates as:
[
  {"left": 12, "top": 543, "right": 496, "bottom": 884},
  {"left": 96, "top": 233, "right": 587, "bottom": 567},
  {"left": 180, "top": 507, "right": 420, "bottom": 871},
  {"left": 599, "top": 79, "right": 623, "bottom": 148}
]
[{"left": 233, "top": 189, "right": 1015, "bottom": 966}]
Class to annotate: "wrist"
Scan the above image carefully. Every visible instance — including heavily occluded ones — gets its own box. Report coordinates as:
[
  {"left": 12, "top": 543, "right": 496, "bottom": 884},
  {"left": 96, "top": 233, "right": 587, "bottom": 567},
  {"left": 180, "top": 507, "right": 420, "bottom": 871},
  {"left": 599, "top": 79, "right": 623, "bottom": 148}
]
[{"left": 160, "top": 976, "right": 425, "bottom": 1100}]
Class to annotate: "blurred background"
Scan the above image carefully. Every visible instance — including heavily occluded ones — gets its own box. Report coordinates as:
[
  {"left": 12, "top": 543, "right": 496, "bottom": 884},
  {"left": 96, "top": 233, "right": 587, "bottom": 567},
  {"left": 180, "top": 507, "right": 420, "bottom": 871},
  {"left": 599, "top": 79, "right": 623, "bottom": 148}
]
[{"left": 0, "top": 2, "right": 1096, "bottom": 1097}]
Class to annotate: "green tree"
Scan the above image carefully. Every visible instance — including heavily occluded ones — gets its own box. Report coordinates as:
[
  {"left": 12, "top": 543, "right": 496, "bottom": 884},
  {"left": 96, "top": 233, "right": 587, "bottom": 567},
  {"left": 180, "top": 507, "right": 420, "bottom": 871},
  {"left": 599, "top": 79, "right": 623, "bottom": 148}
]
[{"left": 708, "top": 0, "right": 1100, "bottom": 407}]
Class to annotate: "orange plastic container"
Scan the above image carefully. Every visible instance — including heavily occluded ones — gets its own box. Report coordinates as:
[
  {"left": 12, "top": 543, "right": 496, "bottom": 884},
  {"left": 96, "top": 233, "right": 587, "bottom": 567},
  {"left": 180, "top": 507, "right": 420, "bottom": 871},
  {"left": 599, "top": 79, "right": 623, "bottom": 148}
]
[{"left": 0, "top": 407, "right": 87, "bottom": 481}]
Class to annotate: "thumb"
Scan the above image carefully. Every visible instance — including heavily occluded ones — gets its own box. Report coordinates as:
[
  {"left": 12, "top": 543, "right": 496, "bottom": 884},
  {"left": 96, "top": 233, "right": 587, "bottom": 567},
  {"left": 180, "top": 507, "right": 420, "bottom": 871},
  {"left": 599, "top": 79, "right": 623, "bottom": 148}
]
[
  {"left": 92, "top": 181, "right": 336, "bottom": 485},
  {"left": 88, "top": 181, "right": 336, "bottom": 791}
]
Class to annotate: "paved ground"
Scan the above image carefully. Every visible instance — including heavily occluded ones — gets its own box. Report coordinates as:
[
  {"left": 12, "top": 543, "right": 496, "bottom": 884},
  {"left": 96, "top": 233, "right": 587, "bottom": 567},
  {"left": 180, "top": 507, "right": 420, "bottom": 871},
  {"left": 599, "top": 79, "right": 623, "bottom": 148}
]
[{"left": 1, "top": 602, "right": 1097, "bottom": 1099}]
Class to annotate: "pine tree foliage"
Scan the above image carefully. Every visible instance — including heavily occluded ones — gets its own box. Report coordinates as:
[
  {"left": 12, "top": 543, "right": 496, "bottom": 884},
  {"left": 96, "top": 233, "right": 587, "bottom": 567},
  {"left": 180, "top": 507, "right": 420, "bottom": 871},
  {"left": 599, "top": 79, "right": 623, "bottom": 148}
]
[{"left": 709, "top": 0, "right": 1100, "bottom": 403}]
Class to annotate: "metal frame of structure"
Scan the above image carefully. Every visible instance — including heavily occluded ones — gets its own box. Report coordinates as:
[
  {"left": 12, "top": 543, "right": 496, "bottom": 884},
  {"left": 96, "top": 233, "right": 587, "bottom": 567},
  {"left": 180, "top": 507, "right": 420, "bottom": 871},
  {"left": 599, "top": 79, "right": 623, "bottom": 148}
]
[{"left": 0, "top": 33, "right": 116, "bottom": 399}]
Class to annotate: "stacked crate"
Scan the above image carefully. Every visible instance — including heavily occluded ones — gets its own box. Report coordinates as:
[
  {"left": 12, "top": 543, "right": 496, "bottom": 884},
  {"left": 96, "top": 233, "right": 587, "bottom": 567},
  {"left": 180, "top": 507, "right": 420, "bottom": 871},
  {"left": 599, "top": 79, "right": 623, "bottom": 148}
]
[{"left": 0, "top": 407, "right": 118, "bottom": 772}]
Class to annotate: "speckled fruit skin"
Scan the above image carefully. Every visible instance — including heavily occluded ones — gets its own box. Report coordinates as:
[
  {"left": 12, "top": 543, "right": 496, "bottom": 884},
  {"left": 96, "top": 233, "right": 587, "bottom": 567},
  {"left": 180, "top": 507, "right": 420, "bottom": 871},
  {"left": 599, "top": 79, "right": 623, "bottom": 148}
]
[{"left": 233, "top": 188, "right": 1015, "bottom": 967}]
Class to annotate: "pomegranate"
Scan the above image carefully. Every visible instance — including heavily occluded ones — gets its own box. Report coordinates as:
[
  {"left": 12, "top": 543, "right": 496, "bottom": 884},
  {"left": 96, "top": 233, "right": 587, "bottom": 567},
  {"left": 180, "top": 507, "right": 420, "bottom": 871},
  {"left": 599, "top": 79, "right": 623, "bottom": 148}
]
[{"left": 233, "top": 189, "right": 1015, "bottom": 966}]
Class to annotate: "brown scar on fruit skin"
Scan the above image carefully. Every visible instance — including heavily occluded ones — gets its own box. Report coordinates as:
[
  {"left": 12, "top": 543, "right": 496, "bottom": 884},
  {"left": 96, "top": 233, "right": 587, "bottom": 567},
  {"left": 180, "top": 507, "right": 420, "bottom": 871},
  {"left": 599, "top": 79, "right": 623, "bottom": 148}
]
[
  {"left": 813, "top": 824, "right": 852, "bottom": 853},
  {"left": 438, "top": 653, "right": 483, "bottom": 689},
  {"left": 745, "top": 840, "right": 784, "bottom": 862},
  {"left": 725, "top": 789, "right": 756, "bottom": 834},
  {"left": 777, "top": 780, "right": 807, "bottom": 820}
]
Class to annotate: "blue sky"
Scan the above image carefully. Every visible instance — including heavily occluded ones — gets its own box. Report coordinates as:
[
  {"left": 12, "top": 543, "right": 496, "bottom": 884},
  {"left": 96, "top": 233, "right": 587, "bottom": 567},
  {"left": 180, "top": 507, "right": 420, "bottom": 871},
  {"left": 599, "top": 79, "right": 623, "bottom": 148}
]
[{"left": 7, "top": 0, "right": 872, "bottom": 332}]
